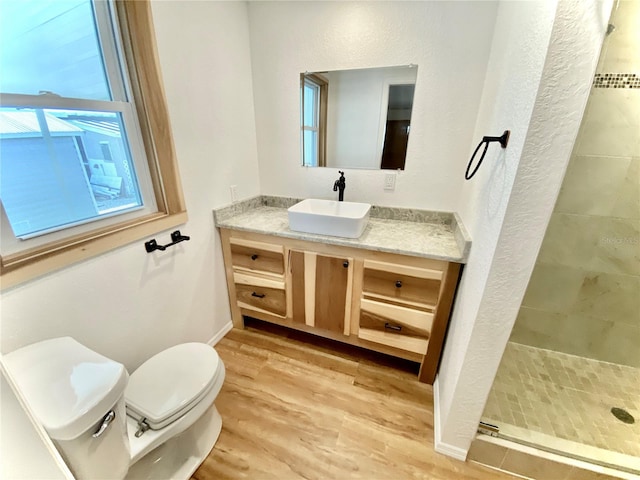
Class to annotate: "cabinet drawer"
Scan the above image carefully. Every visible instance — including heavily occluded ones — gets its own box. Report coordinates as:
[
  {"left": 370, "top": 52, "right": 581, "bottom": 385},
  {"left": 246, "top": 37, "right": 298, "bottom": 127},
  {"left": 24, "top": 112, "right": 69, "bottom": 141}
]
[
  {"left": 234, "top": 270, "right": 286, "bottom": 317},
  {"left": 230, "top": 238, "right": 284, "bottom": 275},
  {"left": 360, "top": 298, "right": 433, "bottom": 335},
  {"left": 358, "top": 299, "right": 433, "bottom": 355},
  {"left": 358, "top": 328, "right": 428, "bottom": 355},
  {"left": 358, "top": 298, "right": 431, "bottom": 355},
  {"left": 362, "top": 260, "right": 442, "bottom": 308},
  {"left": 235, "top": 284, "right": 286, "bottom": 317}
]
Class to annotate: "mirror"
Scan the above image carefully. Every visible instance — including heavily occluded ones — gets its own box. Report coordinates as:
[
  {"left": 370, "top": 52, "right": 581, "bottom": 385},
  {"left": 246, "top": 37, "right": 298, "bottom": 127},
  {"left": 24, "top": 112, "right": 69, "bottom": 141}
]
[{"left": 301, "top": 65, "right": 417, "bottom": 170}]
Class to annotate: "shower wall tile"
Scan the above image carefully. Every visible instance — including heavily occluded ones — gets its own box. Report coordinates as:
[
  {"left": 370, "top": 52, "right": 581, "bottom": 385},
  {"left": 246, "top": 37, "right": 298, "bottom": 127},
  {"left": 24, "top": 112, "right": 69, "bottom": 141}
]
[
  {"left": 510, "top": 306, "right": 568, "bottom": 347},
  {"left": 597, "top": 0, "right": 640, "bottom": 73},
  {"left": 537, "top": 213, "right": 600, "bottom": 268},
  {"left": 575, "top": 89, "right": 640, "bottom": 158},
  {"left": 510, "top": 307, "right": 640, "bottom": 366},
  {"left": 559, "top": 313, "right": 639, "bottom": 367},
  {"left": 521, "top": 264, "right": 585, "bottom": 312},
  {"left": 590, "top": 217, "right": 640, "bottom": 275},
  {"left": 586, "top": 319, "right": 640, "bottom": 367},
  {"left": 571, "top": 272, "right": 640, "bottom": 326},
  {"left": 612, "top": 157, "right": 640, "bottom": 219},
  {"left": 555, "top": 155, "right": 631, "bottom": 216}
]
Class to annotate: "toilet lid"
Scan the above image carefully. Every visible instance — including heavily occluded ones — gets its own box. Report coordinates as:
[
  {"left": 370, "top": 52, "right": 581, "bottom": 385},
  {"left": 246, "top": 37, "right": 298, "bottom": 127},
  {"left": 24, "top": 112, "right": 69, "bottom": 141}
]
[{"left": 124, "top": 343, "right": 220, "bottom": 426}]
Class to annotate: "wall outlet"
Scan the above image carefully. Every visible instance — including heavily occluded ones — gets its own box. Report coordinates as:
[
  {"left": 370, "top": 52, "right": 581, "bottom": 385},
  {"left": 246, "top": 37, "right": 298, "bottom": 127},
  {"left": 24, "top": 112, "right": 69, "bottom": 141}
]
[
  {"left": 384, "top": 173, "right": 396, "bottom": 191},
  {"left": 230, "top": 185, "right": 238, "bottom": 203}
]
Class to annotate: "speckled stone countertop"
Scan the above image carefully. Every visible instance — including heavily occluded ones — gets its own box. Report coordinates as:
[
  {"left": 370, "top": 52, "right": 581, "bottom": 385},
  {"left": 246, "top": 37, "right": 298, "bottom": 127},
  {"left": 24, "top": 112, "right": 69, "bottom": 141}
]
[{"left": 213, "top": 196, "right": 471, "bottom": 263}]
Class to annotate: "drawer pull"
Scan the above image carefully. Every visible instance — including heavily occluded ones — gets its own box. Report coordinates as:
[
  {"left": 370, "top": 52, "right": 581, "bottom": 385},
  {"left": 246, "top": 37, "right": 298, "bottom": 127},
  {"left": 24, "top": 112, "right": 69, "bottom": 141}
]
[
  {"left": 251, "top": 254, "right": 258, "bottom": 260},
  {"left": 385, "top": 323, "right": 402, "bottom": 332},
  {"left": 251, "top": 292, "right": 265, "bottom": 298},
  {"left": 395, "top": 280, "right": 402, "bottom": 288}
]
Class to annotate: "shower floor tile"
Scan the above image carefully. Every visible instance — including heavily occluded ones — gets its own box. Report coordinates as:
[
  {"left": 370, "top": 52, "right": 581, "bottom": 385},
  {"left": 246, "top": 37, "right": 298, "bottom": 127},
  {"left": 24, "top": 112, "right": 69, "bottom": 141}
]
[{"left": 482, "top": 342, "right": 640, "bottom": 468}]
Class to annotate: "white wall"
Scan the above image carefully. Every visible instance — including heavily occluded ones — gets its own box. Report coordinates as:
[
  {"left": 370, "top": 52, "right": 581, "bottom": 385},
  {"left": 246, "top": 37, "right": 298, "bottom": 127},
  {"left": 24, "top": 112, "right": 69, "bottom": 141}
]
[
  {"left": 248, "top": 1, "right": 498, "bottom": 210},
  {"left": 0, "top": 1, "right": 261, "bottom": 372},
  {"left": 434, "top": 0, "right": 613, "bottom": 457}
]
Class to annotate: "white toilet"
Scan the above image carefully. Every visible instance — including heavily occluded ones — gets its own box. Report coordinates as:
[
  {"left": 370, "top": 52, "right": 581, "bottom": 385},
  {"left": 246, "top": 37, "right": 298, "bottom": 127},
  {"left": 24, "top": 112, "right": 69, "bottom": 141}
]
[{"left": 2, "top": 337, "right": 226, "bottom": 480}]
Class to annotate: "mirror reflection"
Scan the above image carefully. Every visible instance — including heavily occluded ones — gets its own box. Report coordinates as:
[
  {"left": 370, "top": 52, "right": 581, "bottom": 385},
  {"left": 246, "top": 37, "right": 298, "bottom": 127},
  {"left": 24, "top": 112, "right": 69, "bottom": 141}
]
[{"left": 301, "top": 65, "right": 417, "bottom": 170}]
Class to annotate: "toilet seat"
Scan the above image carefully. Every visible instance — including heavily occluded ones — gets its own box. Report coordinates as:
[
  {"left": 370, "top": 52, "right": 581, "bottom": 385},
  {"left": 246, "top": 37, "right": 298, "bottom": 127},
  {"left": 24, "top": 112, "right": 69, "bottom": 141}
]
[{"left": 125, "top": 343, "right": 221, "bottom": 430}]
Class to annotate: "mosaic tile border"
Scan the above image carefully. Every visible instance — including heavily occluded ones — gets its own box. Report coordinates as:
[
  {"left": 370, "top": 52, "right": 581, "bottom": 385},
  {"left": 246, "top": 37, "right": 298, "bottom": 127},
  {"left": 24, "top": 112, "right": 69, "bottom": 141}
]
[{"left": 593, "top": 73, "right": 640, "bottom": 89}]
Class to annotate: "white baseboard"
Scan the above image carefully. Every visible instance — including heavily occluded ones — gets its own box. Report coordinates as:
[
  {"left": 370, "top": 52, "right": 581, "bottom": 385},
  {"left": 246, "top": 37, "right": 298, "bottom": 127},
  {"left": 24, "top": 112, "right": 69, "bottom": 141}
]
[
  {"left": 433, "top": 375, "right": 469, "bottom": 461},
  {"left": 206, "top": 321, "right": 233, "bottom": 347}
]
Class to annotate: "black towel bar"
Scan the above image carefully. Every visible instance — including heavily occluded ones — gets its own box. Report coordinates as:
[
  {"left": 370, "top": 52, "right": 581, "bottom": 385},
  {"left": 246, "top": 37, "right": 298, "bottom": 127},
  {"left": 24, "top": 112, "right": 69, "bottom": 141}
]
[{"left": 144, "top": 230, "right": 190, "bottom": 253}]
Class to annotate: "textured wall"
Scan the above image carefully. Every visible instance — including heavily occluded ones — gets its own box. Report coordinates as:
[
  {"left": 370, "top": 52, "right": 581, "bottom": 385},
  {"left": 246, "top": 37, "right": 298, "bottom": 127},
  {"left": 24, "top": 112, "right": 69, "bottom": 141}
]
[
  {"left": 0, "top": 2, "right": 261, "bottom": 371},
  {"left": 247, "top": 1, "right": 498, "bottom": 211},
  {"left": 511, "top": 0, "right": 640, "bottom": 367},
  {"left": 434, "top": 0, "right": 612, "bottom": 457}
]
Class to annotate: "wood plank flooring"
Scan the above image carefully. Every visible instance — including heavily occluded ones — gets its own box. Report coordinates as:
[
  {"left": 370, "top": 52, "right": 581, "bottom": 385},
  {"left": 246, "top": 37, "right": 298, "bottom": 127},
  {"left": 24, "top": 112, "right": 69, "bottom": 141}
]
[{"left": 192, "top": 319, "right": 515, "bottom": 480}]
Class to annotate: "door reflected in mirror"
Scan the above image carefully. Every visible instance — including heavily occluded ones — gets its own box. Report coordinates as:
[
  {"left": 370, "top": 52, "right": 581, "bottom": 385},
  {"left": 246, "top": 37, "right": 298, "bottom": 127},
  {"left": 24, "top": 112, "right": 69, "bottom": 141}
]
[{"left": 300, "top": 65, "right": 417, "bottom": 170}]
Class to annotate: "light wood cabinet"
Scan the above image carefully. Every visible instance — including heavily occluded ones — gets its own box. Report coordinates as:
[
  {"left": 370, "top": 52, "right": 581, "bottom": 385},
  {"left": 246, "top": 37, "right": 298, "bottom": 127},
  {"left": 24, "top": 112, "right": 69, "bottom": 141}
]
[{"left": 220, "top": 228, "right": 461, "bottom": 384}]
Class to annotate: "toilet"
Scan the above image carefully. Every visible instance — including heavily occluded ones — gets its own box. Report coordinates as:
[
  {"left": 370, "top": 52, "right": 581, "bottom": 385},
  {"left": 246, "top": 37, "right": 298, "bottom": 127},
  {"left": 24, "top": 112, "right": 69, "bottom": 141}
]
[{"left": 2, "top": 337, "right": 225, "bottom": 480}]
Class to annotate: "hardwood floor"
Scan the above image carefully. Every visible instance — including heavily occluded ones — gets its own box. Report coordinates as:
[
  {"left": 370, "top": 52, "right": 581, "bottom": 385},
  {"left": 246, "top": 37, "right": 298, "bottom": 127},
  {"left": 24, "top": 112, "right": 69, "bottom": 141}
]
[{"left": 193, "top": 319, "right": 515, "bottom": 480}]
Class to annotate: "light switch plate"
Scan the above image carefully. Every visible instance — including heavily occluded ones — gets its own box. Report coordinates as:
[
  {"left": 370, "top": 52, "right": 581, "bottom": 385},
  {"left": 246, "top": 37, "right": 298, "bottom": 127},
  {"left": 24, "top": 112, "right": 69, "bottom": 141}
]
[{"left": 384, "top": 173, "right": 396, "bottom": 191}]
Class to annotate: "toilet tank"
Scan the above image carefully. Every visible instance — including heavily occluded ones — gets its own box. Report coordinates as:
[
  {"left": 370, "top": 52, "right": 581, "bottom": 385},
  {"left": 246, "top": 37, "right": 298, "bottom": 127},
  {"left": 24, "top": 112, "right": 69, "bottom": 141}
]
[{"left": 3, "top": 337, "right": 131, "bottom": 479}]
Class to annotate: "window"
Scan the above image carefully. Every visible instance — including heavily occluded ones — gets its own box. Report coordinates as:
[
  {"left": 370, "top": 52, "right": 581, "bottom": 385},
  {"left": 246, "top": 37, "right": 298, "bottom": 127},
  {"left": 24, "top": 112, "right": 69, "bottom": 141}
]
[
  {"left": 300, "top": 73, "right": 327, "bottom": 167},
  {"left": 0, "top": 1, "right": 186, "bottom": 288}
]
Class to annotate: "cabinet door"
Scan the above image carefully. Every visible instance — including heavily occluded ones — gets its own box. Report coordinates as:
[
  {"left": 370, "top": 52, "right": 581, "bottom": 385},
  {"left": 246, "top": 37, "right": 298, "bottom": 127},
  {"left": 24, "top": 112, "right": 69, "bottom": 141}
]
[
  {"left": 315, "top": 254, "right": 350, "bottom": 334},
  {"left": 290, "top": 250, "right": 352, "bottom": 336}
]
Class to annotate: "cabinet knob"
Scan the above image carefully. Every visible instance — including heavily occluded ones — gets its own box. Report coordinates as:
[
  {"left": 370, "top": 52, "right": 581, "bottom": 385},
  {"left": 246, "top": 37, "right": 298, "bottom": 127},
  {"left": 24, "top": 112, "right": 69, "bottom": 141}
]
[
  {"left": 395, "top": 280, "right": 402, "bottom": 288},
  {"left": 251, "top": 254, "right": 258, "bottom": 260},
  {"left": 343, "top": 261, "right": 349, "bottom": 268}
]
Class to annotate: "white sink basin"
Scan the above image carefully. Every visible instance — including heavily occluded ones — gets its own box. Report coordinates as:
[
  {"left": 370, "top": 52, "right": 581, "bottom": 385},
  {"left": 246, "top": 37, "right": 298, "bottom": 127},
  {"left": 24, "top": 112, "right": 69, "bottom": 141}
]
[{"left": 288, "top": 199, "right": 371, "bottom": 238}]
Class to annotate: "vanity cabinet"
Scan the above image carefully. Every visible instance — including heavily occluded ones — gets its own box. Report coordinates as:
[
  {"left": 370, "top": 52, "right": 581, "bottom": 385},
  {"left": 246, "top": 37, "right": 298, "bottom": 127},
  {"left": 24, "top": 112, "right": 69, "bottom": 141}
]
[{"left": 220, "top": 228, "right": 461, "bottom": 384}]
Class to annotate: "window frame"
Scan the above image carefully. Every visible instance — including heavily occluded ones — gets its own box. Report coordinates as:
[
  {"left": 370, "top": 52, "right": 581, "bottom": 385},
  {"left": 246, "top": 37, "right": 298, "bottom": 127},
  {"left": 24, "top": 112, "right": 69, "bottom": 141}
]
[
  {"left": 300, "top": 73, "right": 327, "bottom": 167},
  {"left": 0, "top": 1, "right": 186, "bottom": 289}
]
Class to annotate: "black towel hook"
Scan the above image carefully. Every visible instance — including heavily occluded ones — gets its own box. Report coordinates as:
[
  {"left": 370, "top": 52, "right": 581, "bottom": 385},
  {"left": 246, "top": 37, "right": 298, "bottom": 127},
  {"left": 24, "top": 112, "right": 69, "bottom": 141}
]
[{"left": 465, "top": 130, "right": 510, "bottom": 180}]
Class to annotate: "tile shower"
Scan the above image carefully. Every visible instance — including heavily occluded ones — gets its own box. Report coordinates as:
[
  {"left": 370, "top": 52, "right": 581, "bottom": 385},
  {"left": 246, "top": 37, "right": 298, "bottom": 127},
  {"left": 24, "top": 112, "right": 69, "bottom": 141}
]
[{"left": 482, "top": 0, "right": 640, "bottom": 474}]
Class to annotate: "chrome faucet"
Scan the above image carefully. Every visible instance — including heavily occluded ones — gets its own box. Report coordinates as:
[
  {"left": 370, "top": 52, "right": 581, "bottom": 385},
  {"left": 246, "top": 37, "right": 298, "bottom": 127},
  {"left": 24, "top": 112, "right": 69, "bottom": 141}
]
[{"left": 333, "top": 171, "right": 346, "bottom": 201}]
